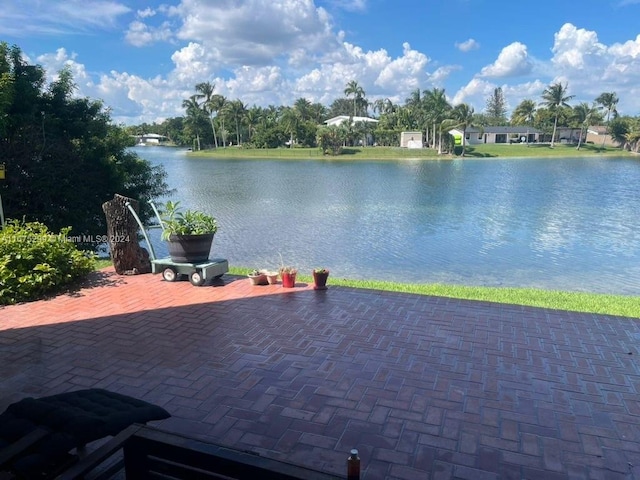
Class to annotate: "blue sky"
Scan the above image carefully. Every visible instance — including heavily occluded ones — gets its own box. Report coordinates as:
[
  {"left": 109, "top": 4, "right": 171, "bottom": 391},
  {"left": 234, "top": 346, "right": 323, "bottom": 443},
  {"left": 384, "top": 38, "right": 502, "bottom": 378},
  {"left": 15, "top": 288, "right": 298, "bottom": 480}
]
[{"left": 2, "top": 0, "right": 639, "bottom": 125}]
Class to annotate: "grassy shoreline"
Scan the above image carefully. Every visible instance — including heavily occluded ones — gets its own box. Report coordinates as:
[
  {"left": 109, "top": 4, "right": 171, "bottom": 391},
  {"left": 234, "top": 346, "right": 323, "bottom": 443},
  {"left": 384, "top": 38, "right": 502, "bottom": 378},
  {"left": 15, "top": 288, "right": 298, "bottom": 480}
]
[
  {"left": 189, "top": 143, "right": 634, "bottom": 160},
  {"left": 228, "top": 267, "right": 639, "bottom": 319},
  {"left": 92, "top": 262, "right": 638, "bottom": 318}
]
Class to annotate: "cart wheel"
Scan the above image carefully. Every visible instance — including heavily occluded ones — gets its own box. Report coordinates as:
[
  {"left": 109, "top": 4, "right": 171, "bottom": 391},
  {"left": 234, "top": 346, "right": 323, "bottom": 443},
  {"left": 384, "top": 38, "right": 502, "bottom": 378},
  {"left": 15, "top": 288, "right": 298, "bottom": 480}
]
[
  {"left": 189, "top": 270, "right": 205, "bottom": 286},
  {"left": 162, "top": 267, "right": 178, "bottom": 282}
]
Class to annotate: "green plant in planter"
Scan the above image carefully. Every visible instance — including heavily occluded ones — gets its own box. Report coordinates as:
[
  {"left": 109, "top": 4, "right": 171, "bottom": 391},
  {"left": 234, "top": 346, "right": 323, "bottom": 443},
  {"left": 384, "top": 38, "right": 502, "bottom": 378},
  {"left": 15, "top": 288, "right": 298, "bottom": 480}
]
[
  {"left": 312, "top": 267, "right": 330, "bottom": 290},
  {"left": 279, "top": 265, "right": 298, "bottom": 275},
  {"left": 160, "top": 201, "right": 218, "bottom": 241}
]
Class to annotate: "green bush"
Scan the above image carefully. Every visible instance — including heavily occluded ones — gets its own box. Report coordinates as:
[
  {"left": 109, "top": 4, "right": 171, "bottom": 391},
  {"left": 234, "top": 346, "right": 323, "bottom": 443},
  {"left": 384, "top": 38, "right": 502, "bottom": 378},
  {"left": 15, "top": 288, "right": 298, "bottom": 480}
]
[{"left": 0, "top": 220, "right": 96, "bottom": 305}]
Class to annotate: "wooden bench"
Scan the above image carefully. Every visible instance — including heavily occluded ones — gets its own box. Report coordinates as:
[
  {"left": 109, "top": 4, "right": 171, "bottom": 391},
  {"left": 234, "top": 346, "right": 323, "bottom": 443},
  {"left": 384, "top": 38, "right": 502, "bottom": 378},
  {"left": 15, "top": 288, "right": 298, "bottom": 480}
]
[{"left": 57, "top": 424, "right": 349, "bottom": 480}]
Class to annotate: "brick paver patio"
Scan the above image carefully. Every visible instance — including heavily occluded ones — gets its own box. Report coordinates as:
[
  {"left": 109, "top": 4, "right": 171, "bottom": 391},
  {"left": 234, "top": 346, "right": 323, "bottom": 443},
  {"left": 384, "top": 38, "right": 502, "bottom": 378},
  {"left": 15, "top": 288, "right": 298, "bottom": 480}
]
[{"left": 1, "top": 269, "right": 639, "bottom": 479}]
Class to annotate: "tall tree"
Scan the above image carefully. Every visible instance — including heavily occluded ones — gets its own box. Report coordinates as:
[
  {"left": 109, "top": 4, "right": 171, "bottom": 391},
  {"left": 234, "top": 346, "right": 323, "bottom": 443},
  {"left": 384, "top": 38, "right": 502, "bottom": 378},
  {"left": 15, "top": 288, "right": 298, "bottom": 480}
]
[
  {"left": 223, "top": 99, "right": 247, "bottom": 146},
  {"left": 448, "top": 103, "right": 475, "bottom": 157},
  {"left": 510, "top": 99, "right": 536, "bottom": 125},
  {"left": 182, "top": 95, "right": 204, "bottom": 151},
  {"left": 541, "top": 82, "right": 574, "bottom": 148},
  {"left": 245, "top": 106, "right": 262, "bottom": 142},
  {"left": 424, "top": 88, "right": 451, "bottom": 153},
  {"left": 0, "top": 43, "right": 168, "bottom": 237},
  {"left": 485, "top": 87, "right": 507, "bottom": 125},
  {"left": 195, "top": 81, "right": 219, "bottom": 149},
  {"left": 293, "top": 97, "right": 312, "bottom": 121},
  {"left": 595, "top": 91, "right": 619, "bottom": 148},
  {"left": 572, "top": 102, "right": 600, "bottom": 150},
  {"left": 404, "top": 89, "right": 425, "bottom": 131},
  {"left": 280, "top": 107, "right": 301, "bottom": 148},
  {"left": 344, "top": 80, "right": 365, "bottom": 117}
]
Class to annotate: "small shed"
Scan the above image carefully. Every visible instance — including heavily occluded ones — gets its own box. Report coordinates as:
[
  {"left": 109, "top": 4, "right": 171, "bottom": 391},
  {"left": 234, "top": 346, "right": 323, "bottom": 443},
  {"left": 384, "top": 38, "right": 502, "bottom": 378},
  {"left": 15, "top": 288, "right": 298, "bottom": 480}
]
[{"left": 400, "top": 131, "right": 423, "bottom": 148}]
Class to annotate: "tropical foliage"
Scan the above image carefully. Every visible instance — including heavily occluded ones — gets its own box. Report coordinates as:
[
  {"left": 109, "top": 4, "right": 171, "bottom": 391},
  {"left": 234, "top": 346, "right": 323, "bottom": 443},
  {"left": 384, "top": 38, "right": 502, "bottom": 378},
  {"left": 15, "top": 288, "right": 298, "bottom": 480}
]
[
  {"left": 128, "top": 75, "right": 640, "bottom": 156},
  {"left": 0, "top": 220, "right": 95, "bottom": 305},
  {"left": 0, "top": 43, "right": 169, "bottom": 238},
  {"left": 541, "top": 82, "right": 575, "bottom": 148}
]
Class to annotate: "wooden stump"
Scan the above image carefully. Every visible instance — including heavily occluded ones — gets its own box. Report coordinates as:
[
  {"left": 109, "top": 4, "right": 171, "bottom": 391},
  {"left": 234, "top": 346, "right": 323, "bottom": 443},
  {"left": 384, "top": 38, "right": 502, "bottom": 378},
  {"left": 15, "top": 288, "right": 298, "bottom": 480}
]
[{"left": 102, "top": 194, "right": 151, "bottom": 275}]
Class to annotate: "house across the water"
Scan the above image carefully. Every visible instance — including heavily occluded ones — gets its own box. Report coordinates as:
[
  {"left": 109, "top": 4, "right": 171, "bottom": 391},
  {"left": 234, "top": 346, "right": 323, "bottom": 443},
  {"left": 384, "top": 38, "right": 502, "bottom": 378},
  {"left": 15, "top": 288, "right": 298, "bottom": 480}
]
[
  {"left": 449, "top": 126, "right": 542, "bottom": 145},
  {"left": 133, "top": 133, "right": 169, "bottom": 146}
]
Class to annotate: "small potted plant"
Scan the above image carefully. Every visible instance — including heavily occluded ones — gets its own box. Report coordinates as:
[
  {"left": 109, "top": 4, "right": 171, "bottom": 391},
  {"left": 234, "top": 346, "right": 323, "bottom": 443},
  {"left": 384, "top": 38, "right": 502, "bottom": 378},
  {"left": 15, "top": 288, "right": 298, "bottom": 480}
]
[
  {"left": 161, "top": 201, "right": 218, "bottom": 263},
  {"left": 264, "top": 270, "right": 279, "bottom": 285},
  {"left": 279, "top": 265, "right": 297, "bottom": 288},
  {"left": 248, "top": 269, "right": 268, "bottom": 285},
  {"left": 312, "top": 268, "right": 330, "bottom": 290}
]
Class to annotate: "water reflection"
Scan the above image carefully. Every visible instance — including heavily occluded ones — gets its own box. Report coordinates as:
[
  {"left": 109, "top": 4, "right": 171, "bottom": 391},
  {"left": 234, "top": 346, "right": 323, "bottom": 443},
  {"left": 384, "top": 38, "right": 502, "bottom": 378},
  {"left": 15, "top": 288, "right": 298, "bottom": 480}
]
[{"left": 135, "top": 147, "right": 640, "bottom": 295}]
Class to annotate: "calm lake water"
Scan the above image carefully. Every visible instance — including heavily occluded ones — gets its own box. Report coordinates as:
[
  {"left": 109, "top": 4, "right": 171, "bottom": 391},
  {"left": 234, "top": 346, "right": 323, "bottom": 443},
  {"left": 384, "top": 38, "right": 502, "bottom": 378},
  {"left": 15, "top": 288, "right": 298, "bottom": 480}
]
[{"left": 136, "top": 146, "right": 640, "bottom": 295}]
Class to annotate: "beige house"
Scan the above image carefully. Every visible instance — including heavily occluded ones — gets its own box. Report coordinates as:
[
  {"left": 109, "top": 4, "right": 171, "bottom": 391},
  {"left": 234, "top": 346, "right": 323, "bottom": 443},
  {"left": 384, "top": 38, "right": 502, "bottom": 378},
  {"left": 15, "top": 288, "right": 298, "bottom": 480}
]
[{"left": 586, "top": 126, "right": 616, "bottom": 146}]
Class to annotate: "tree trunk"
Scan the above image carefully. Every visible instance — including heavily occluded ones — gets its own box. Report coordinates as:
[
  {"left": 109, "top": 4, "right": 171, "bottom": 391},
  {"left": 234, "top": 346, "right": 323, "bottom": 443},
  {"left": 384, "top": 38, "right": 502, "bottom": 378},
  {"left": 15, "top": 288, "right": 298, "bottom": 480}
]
[
  {"left": 576, "top": 125, "right": 584, "bottom": 150},
  {"left": 550, "top": 116, "right": 558, "bottom": 148},
  {"left": 102, "top": 194, "right": 151, "bottom": 275}
]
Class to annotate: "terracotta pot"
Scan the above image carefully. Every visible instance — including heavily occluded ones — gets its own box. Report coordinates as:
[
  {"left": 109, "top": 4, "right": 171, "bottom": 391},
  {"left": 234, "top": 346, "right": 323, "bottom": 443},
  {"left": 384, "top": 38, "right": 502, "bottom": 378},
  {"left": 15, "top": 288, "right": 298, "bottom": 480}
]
[
  {"left": 312, "top": 270, "right": 329, "bottom": 290},
  {"left": 280, "top": 272, "right": 297, "bottom": 288}
]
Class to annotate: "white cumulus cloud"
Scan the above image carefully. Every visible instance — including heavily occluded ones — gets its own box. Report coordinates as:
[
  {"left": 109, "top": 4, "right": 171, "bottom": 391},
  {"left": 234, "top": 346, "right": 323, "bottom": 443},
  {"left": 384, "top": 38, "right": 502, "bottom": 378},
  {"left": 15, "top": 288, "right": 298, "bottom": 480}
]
[
  {"left": 455, "top": 39, "right": 480, "bottom": 52},
  {"left": 479, "top": 42, "right": 532, "bottom": 78}
]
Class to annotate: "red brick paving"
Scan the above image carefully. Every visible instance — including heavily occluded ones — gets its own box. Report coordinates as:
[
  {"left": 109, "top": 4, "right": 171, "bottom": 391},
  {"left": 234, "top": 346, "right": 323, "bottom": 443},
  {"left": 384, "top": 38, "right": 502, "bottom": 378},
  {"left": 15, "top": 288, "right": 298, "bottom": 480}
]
[{"left": 1, "top": 268, "right": 640, "bottom": 479}]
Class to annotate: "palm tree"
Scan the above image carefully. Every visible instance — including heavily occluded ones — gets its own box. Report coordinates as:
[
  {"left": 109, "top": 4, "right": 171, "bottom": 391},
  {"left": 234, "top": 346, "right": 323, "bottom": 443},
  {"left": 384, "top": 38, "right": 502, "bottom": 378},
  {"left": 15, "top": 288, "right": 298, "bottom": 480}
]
[
  {"left": 424, "top": 88, "right": 451, "bottom": 153},
  {"left": 595, "top": 91, "right": 619, "bottom": 148},
  {"left": 625, "top": 127, "right": 640, "bottom": 153},
  {"left": 447, "top": 103, "right": 475, "bottom": 157},
  {"left": 214, "top": 96, "right": 228, "bottom": 147},
  {"left": 510, "top": 99, "right": 537, "bottom": 145},
  {"left": 404, "top": 88, "right": 425, "bottom": 131},
  {"left": 245, "top": 106, "right": 262, "bottom": 142},
  {"left": 223, "top": 99, "right": 246, "bottom": 146},
  {"left": 373, "top": 98, "right": 393, "bottom": 117},
  {"left": 572, "top": 102, "right": 599, "bottom": 150},
  {"left": 541, "top": 82, "right": 574, "bottom": 148},
  {"left": 510, "top": 99, "right": 536, "bottom": 126},
  {"left": 195, "top": 81, "right": 218, "bottom": 149},
  {"left": 280, "top": 107, "right": 300, "bottom": 148},
  {"left": 344, "top": 80, "right": 365, "bottom": 117},
  {"left": 309, "top": 102, "right": 327, "bottom": 124},
  {"left": 293, "top": 98, "right": 312, "bottom": 122},
  {"left": 182, "top": 95, "right": 204, "bottom": 151}
]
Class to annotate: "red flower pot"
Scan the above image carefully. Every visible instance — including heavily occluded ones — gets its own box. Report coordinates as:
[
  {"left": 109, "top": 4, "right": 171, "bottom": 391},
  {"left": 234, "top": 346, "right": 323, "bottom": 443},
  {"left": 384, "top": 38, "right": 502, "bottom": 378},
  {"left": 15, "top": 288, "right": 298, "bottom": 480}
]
[{"left": 280, "top": 271, "right": 297, "bottom": 288}]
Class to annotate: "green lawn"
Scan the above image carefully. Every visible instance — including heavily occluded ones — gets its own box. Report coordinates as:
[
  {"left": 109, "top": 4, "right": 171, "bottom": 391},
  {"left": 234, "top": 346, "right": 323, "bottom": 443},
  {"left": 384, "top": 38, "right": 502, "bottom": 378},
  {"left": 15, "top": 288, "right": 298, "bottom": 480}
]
[
  {"left": 189, "top": 143, "right": 632, "bottom": 160},
  {"left": 229, "top": 267, "right": 639, "bottom": 319}
]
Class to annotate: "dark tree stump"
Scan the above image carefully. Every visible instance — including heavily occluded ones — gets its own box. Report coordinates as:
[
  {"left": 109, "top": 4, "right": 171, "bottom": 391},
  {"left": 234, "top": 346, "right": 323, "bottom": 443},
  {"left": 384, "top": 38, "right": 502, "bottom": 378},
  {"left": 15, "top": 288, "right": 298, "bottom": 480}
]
[{"left": 102, "top": 194, "right": 151, "bottom": 275}]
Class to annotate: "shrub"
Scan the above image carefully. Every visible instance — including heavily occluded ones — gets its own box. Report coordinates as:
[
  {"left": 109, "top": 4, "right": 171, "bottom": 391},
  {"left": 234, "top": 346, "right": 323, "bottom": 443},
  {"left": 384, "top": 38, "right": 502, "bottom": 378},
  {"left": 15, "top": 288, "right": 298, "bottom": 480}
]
[{"left": 0, "top": 220, "right": 96, "bottom": 305}]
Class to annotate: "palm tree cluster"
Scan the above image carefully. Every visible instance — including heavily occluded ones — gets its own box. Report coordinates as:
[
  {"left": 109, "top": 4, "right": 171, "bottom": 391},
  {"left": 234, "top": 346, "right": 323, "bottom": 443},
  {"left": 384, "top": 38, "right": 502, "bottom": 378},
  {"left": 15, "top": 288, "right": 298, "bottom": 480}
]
[{"left": 130, "top": 80, "right": 640, "bottom": 155}]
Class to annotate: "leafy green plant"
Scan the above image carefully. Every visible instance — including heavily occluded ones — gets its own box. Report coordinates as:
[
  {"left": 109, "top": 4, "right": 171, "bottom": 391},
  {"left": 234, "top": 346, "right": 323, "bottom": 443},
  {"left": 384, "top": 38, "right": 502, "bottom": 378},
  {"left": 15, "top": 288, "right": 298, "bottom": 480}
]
[
  {"left": 0, "top": 220, "right": 96, "bottom": 305},
  {"left": 160, "top": 201, "right": 218, "bottom": 240}
]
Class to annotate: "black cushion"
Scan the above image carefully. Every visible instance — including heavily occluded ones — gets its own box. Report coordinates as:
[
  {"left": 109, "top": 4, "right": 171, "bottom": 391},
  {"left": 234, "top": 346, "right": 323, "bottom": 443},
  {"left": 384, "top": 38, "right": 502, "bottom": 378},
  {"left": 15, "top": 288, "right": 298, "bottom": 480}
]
[{"left": 3, "top": 389, "right": 170, "bottom": 446}]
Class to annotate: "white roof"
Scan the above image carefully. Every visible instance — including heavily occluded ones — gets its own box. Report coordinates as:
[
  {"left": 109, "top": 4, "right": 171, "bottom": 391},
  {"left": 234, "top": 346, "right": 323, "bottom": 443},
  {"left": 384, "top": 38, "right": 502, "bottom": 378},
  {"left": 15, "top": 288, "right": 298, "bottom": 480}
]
[{"left": 324, "top": 115, "right": 379, "bottom": 125}]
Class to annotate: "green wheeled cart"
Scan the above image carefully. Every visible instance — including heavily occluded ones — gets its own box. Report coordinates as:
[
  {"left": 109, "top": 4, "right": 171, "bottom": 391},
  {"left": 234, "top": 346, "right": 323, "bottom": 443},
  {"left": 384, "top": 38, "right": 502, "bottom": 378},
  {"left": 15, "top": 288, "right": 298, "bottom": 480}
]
[
  {"left": 126, "top": 201, "right": 229, "bottom": 287},
  {"left": 151, "top": 257, "right": 228, "bottom": 286}
]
